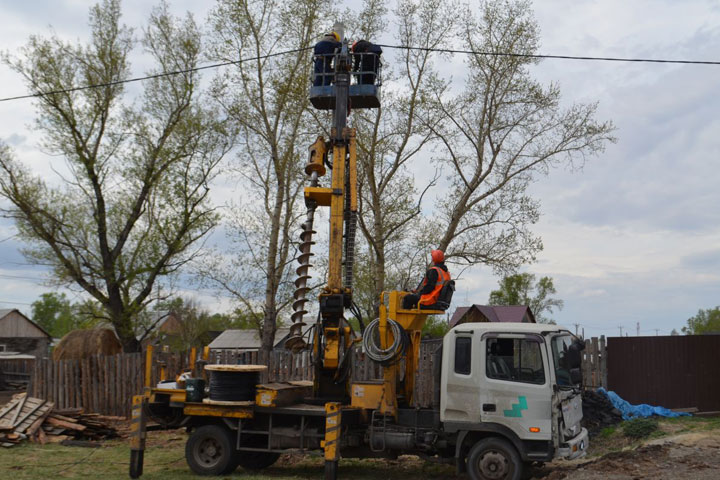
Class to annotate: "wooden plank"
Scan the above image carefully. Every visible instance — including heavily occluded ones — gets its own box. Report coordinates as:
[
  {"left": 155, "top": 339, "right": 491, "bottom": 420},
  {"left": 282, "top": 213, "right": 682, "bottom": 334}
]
[
  {"left": 591, "top": 337, "right": 600, "bottom": 388},
  {"left": 12, "top": 399, "right": 45, "bottom": 429},
  {"left": 45, "top": 416, "right": 86, "bottom": 431},
  {"left": 599, "top": 336, "right": 607, "bottom": 389},
  {"left": 109, "top": 355, "right": 116, "bottom": 416}
]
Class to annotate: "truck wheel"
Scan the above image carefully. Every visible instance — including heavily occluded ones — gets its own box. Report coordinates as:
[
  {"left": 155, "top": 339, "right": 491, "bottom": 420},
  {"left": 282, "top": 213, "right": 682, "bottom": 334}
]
[
  {"left": 236, "top": 451, "right": 280, "bottom": 470},
  {"left": 467, "top": 437, "right": 522, "bottom": 480},
  {"left": 185, "top": 425, "right": 238, "bottom": 476}
]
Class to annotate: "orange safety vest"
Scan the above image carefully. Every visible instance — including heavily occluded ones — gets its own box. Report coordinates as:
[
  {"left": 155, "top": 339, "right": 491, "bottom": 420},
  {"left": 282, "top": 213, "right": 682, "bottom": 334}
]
[{"left": 419, "top": 266, "right": 451, "bottom": 306}]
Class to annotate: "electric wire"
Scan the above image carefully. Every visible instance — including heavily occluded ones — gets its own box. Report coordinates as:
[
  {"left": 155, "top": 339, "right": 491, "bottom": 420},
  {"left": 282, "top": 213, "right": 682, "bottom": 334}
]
[
  {"left": 1, "top": 44, "right": 719, "bottom": 105},
  {"left": 377, "top": 44, "right": 720, "bottom": 65},
  {"left": 0, "top": 46, "right": 314, "bottom": 103}
]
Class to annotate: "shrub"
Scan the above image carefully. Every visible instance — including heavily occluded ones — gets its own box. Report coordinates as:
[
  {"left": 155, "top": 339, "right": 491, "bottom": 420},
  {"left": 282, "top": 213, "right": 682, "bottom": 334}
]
[{"left": 623, "top": 418, "right": 658, "bottom": 439}]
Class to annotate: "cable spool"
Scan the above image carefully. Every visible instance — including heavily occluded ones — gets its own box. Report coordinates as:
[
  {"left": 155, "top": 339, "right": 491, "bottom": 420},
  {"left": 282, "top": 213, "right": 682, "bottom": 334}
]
[
  {"left": 204, "top": 365, "right": 267, "bottom": 402},
  {"left": 362, "top": 318, "right": 409, "bottom": 366}
]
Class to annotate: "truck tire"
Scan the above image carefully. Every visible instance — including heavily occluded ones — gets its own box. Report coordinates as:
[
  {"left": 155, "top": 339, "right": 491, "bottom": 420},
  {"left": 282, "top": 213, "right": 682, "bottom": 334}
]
[
  {"left": 185, "top": 425, "right": 238, "bottom": 476},
  {"left": 467, "top": 437, "right": 522, "bottom": 480},
  {"left": 236, "top": 451, "right": 280, "bottom": 471}
]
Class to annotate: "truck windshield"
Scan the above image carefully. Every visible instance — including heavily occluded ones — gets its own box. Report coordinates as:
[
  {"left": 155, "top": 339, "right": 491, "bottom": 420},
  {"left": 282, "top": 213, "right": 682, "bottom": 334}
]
[{"left": 551, "top": 334, "right": 578, "bottom": 387}]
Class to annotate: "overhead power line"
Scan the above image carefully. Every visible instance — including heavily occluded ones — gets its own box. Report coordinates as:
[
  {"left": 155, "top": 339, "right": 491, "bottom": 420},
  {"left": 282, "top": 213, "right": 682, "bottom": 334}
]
[
  {"left": 377, "top": 44, "right": 720, "bottom": 65},
  {"left": 1, "top": 44, "right": 719, "bottom": 105},
  {"left": 0, "top": 46, "right": 314, "bottom": 103}
]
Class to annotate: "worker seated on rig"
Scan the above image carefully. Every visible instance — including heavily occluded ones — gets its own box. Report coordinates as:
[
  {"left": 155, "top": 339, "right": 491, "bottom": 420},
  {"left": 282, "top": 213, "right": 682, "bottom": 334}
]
[
  {"left": 402, "top": 249, "right": 453, "bottom": 311},
  {"left": 351, "top": 39, "right": 382, "bottom": 85},
  {"left": 313, "top": 31, "right": 341, "bottom": 86}
]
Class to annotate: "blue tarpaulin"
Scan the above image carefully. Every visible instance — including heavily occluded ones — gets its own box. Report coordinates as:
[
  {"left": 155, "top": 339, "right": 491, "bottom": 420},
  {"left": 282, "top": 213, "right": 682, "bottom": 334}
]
[{"left": 597, "top": 387, "right": 691, "bottom": 420}]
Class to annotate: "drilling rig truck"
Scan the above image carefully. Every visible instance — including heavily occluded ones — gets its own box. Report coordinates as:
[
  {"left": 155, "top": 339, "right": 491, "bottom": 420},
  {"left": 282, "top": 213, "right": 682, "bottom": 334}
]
[{"left": 128, "top": 27, "right": 588, "bottom": 480}]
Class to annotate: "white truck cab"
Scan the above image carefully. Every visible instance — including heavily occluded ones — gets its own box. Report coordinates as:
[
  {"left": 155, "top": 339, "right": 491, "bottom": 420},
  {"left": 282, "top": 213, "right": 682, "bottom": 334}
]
[{"left": 440, "top": 323, "right": 588, "bottom": 480}]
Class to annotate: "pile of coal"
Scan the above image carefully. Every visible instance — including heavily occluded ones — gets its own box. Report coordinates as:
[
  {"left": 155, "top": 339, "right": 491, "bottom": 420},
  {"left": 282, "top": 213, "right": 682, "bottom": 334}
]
[{"left": 582, "top": 389, "right": 623, "bottom": 433}]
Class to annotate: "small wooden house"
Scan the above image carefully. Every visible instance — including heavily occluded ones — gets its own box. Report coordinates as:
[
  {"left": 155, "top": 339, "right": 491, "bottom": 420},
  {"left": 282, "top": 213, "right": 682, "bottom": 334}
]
[
  {"left": 449, "top": 304, "right": 536, "bottom": 328},
  {"left": 0, "top": 309, "right": 51, "bottom": 359}
]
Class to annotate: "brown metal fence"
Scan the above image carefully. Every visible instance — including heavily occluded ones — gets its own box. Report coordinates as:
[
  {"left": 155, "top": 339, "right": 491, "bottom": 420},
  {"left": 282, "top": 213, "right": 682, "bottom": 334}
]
[{"left": 607, "top": 335, "right": 720, "bottom": 412}]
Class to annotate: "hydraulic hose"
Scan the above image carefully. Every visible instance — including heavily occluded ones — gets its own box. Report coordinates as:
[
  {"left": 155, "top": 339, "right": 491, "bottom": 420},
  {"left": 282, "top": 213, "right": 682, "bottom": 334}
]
[{"left": 362, "top": 318, "right": 409, "bottom": 366}]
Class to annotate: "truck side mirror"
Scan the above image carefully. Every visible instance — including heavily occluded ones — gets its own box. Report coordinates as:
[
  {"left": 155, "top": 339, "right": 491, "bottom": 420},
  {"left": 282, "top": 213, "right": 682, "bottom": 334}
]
[{"left": 570, "top": 367, "right": 583, "bottom": 385}]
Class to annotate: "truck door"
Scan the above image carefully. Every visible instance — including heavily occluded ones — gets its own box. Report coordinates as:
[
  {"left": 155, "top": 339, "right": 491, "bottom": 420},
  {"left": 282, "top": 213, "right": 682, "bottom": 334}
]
[{"left": 480, "top": 333, "right": 552, "bottom": 441}]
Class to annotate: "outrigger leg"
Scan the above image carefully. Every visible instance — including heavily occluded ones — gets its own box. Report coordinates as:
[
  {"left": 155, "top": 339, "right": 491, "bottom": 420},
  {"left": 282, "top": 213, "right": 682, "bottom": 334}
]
[
  {"left": 323, "top": 402, "right": 342, "bottom": 480},
  {"left": 129, "top": 394, "right": 148, "bottom": 478}
]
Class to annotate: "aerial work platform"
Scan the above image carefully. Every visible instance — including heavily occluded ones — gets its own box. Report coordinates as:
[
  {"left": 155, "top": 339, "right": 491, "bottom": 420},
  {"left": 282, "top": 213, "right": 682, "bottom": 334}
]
[{"left": 310, "top": 51, "right": 382, "bottom": 110}]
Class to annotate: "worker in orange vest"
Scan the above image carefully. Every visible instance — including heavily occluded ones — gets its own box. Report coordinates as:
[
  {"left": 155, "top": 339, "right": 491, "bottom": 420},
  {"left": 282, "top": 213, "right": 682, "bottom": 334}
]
[{"left": 402, "top": 249, "right": 451, "bottom": 310}]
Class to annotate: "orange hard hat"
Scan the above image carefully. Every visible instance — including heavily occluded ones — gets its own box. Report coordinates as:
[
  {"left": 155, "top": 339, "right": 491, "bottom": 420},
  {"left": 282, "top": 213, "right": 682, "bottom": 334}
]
[{"left": 431, "top": 249, "right": 444, "bottom": 263}]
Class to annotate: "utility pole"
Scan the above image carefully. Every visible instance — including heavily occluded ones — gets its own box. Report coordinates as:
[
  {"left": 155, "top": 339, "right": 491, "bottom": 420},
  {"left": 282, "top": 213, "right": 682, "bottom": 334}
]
[
  {"left": 618, "top": 325, "right": 623, "bottom": 337},
  {"left": 636, "top": 322, "right": 640, "bottom": 336},
  {"left": 573, "top": 323, "right": 580, "bottom": 336},
  {"left": 654, "top": 328, "right": 660, "bottom": 336}
]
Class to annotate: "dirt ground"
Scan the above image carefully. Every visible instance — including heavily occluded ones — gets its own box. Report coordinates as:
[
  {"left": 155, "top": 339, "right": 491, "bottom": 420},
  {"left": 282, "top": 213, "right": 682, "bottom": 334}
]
[
  {"left": 1, "top": 415, "right": 719, "bottom": 479},
  {"left": 530, "top": 417, "right": 720, "bottom": 480}
]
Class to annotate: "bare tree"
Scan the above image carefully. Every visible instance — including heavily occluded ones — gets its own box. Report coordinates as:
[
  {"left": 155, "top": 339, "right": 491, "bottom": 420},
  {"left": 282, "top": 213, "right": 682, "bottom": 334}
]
[
  {"left": 0, "top": 0, "right": 232, "bottom": 351},
  {"left": 202, "top": 0, "right": 331, "bottom": 355},
  {"left": 426, "top": 0, "right": 615, "bottom": 272},
  {"left": 351, "top": 0, "right": 453, "bottom": 318}
]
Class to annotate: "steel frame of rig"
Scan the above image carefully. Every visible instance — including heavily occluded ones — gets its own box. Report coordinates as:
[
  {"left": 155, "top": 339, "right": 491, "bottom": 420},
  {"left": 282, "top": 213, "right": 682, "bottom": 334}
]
[
  {"left": 127, "top": 27, "right": 445, "bottom": 479},
  {"left": 128, "top": 25, "right": 589, "bottom": 480}
]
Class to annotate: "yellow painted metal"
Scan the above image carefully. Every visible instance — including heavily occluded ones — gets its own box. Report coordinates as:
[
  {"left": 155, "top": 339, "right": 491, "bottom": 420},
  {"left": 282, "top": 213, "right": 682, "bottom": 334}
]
[
  {"left": 323, "top": 327, "right": 340, "bottom": 369},
  {"left": 323, "top": 402, "right": 342, "bottom": 461},
  {"left": 144, "top": 346, "right": 153, "bottom": 388},
  {"left": 150, "top": 388, "right": 186, "bottom": 404},
  {"left": 350, "top": 382, "right": 386, "bottom": 409},
  {"left": 256, "top": 388, "right": 278, "bottom": 407},
  {"left": 327, "top": 141, "right": 347, "bottom": 290},
  {"left": 159, "top": 361, "right": 167, "bottom": 382},
  {"left": 348, "top": 129, "right": 357, "bottom": 211},
  {"left": 304, "top": 186, "right": 333, "bottom": 206},
  {"left": 129, "top": 395, "right": 146, "bottom": 450},
  {"left": 378, "top": 290, "right": 445, "bottom": 409},
  {"left": 202, "top": 345, "right": 210, "bottom": 361},
  {"left": 189, "top": 347, "right": 197, "bottom": 373},
  {"left": 306, "top": 136, "right": 327, "bottom": 177},
  {"left": 183, "top": 404, "right": 254, "bottom": 419}
]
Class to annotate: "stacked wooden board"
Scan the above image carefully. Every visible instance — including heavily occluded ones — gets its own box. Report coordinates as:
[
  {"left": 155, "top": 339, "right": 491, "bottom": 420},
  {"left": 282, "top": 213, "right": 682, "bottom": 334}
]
[{"left": 0, "top": 394, "right": 123, "bottom": 447}]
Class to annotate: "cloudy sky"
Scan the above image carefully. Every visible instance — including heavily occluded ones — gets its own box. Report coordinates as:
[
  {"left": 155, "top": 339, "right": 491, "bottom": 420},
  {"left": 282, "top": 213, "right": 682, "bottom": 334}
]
[{"left": 0, "top": 0, "right": 718, "bottom": 339}]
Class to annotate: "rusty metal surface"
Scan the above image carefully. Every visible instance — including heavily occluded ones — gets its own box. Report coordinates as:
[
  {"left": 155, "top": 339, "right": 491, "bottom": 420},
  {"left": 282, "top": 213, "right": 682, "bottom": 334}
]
[{"left": 607, "top": 335, "right": 720, "bottom": 412}]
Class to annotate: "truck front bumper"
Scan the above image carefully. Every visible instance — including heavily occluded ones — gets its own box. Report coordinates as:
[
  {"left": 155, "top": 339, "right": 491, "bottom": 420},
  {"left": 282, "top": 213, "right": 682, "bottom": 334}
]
[{"left": 558, "top": 427, "right": 589, "bottom": 460}]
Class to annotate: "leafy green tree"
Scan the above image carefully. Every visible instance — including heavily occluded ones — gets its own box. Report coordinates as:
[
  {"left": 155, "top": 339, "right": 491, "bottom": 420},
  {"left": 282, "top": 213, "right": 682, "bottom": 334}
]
[
  {"left": 422, "top": 315, "right": 450, "bottom": 338},
  {"left": 201, "top": 0, "right": 331, "bottom": 356},
  {"left": 489, "top": 273, "right": 563, "bottom": 323},
  {"left": 426, "top": 0, "right": 614, "bottom": 272},
  {"left": 682, "top": 307, "right": 720, "bottom": 335},
  {"left": 31, "top": 293, "right": 73, "bottom": 337},
  {"left": 0, "top": 1, "right": 232, "bottom": 351},
  {"left": 31, "top": 292, "right": 101, "bottom": 337}
]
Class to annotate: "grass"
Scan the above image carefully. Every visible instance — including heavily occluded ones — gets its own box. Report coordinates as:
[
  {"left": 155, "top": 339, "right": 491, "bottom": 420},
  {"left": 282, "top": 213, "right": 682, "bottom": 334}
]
[
  {"left": 586, "top": 415, "right": 720, "bottom": 457},
  {"left": 2, "top": 416, "right": 718, "bottom": 479},
  {"left": 0, "top": 430, "right": 455, "bottom": 480}
]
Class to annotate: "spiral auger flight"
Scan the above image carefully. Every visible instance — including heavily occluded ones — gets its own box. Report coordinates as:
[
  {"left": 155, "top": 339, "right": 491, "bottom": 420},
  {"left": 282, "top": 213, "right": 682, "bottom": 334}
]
[{"left": 285, "top": 141, "right": 325, "bottom": 353}]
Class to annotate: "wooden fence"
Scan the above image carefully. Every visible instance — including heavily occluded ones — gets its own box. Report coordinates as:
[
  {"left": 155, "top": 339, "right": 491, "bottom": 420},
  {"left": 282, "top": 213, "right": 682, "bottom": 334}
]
[
  {"left": 23, "top": 336, "right": 606, "bottom": 418},
  {"left": 0, "top": 358, "right": 35, "bottom": 386},
  {"left": 582, "top": 336, "right": 608, "bottom": 389}
]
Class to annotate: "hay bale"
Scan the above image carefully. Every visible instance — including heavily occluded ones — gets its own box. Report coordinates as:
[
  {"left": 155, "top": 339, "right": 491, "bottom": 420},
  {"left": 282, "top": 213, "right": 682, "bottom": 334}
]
[{"left": 52, "top": 329, "right": 122, "bottom": 361}]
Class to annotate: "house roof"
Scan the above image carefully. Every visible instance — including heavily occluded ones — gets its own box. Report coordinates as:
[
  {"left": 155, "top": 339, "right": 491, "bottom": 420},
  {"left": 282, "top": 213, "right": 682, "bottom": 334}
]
[
  {"left": 450, "top": 322, "right": 569, "bottom": 335},
  {"left": 209, "top": 328, "right": 290, "bottom": 350},
  {"left": 0, "top": 308, "right": 52, "bottom": 338},
  {"left": 210, "top": 324, "right": 314, "bottom": 350},
  {"left": 449, "top": 304, "right": 535, "bottom": 328}
]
